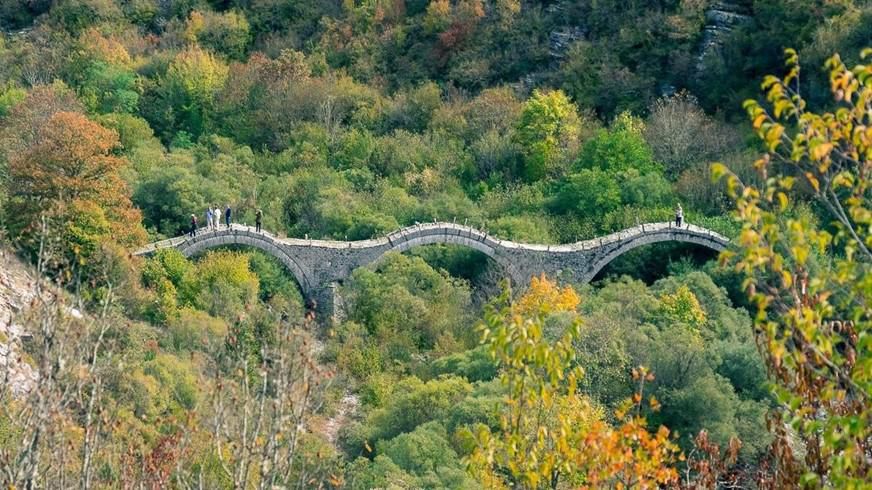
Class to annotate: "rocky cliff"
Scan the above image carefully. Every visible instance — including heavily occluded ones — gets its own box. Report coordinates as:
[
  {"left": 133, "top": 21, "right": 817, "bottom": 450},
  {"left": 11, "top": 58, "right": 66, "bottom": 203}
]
[
  {"left": 696, "top": 1, "right": 752, "bottom": 75},
  {"left": 0, "top": 247, "right": 38, "bottom": 396}
]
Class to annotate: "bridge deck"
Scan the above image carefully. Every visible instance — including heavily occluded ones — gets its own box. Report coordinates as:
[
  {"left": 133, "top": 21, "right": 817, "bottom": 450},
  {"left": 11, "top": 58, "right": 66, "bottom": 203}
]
[{"left": 134, "top": 222, "right": 728, "bottom": 257}]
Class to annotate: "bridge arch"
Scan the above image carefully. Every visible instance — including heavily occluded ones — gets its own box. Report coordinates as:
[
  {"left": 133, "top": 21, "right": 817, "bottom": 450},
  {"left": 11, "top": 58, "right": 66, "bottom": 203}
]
[
  {"left": 174, "top": 230, "right": 313, "bottom": 294},
  {"left": 133, "top": 222, "right": 731, "bottom": 321},
  {"left": 582, "top": 224, "right": 728, "bottom": 282},
  {"left": 375, "top": 224, "right": 526, "bottom": 286}
]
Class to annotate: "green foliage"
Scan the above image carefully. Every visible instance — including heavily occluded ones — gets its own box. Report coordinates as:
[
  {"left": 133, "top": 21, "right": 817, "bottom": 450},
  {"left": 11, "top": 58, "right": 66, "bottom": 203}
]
[
  {"left": 341, "top": 253, "right": 473, "bottom": 365},
  {"left": 48, "top": 0, "right": 122, "bottom": 34},
  {"left": 246, "top": 250, "right": 303, "bottom": 305},
  {"left": 343, "top": 375, "right": 473, "bottom": 454},
  {"left": 154, "top": 45, "right": 228, "bottom": 140},
  {"left": 0, "top": 84, "right": 26, "bottom": 118},
  {"left": 621, "top": 171, "right": 674, "bottom": 209},
  {"left": 658, "top": 285, "right": 707, "bottom": 329},
  {"left": 551, "top": 168, "right": 621, "bottom": 217},
  {"left": 191, "top": 250, "right": 259, "bottom": 320},
  {"left": 376, "top": 421, "right": 475, "bottom": 487},
  {"left": 576, "top": 121, "right": 660, "bottom": 176},
  {"left": 514, "top": 89, "right": 580, "bottom": 181},
  {"left": 142, "top": 248, "right": 262, "bottom": 324},
  {"left": 429, "top": 345, "right": 497, "bottom": 383},
  {"left": 186, "top": 10, "right": 251, "bottom": 60},
  {"left": 579, "top": 273, "right": 770, "bottom": 459},
  {"left": 79, "top": 61, "right": 139, "bottom": 114},
  {"left": 165, "top": 308, "right": 228, "bottom": 353}
]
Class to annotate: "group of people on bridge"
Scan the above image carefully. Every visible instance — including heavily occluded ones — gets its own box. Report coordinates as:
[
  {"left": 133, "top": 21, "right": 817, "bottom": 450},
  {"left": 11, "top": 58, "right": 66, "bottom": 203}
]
[{"left": 189, "top": 206, "right": 263, "bottom": 237}]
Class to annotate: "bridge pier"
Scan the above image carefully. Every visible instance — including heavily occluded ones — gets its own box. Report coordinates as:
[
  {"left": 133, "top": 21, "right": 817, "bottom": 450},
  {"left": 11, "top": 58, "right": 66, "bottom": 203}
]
[{"left": 309, "top": 283, "right": 346, "bottom": 327}]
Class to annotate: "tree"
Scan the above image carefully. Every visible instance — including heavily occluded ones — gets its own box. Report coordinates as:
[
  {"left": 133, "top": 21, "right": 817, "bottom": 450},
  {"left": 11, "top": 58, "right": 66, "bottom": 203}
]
[
  {"left": 514, "top": 89, "right": 581, "bottom": 181},
  {"left": 159, "top": 45, "right": 229, "bottom": 139},
  {"left": 0, "top": 83, "right": 83, "bottom": 159},
  {"left": 342, "top": 253, "right": 473, "bottom": 364},
  {"left": 469, "top": 275, "right": 595, "bottom": 489},
  {"left": 714, "top": 48, "right": 872, "bottom": 486},
  {"left": 47, "top": 0, "right": 122, "bottom": 34},
  {"left": 185, "top": 10, "right": 251, "bottom": 60},
  {"left": 4, "top": 111, "right": 145, "bottom": 268},
  {"left": 658, "top": 285, "right": 707, "bottom": 329},
  {"left": 469, "top": 276, "right": 682, "bottom": 489},
  {"left": 71, "top": 29, "right": 139, "bottom": 114},
  {"left": 644, "top": 91, "right": 739, "bottom": 179},
  {"left": 576, "top": 116, "right": 660, "bottom": 176},
  {"left": 0, "top": 254, "right": 121, "bottom": 488},
  {"left": 551, "top": 168, "right": 621, "bottom": 217}
]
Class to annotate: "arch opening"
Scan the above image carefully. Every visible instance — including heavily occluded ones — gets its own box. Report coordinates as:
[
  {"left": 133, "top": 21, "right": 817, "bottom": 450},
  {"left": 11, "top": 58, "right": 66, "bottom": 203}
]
[
  {"left": 591, "top": 242, "right": 721, "bottom": 284},
  {"left": 399, "top": 243, "right": 512, "bottom": 308},
  {"left": 380, "top": 229, "right": 522, "bottom": 286},
  {"left": 177, "top": 232, "right": 312, "bottom": 295},
  {"left": 586, "top": 230, "right": 727, "bottom": 283},
  {"left": 184, "top": 244, "right": 308, "bottom": 306}
]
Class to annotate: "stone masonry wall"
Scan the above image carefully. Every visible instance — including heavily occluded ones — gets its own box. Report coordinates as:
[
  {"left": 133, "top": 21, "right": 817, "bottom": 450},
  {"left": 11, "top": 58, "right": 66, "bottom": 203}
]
[{"left": 135, "top": 222, "right": 729, "bottom": 323}]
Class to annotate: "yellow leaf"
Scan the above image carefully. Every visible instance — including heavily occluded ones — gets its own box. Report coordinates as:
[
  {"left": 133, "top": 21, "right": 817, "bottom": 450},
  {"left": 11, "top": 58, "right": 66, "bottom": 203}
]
[
  {"left": 810, "top": 142, "right": 833, "bottom": 161},
  {"left": 805, "top": 172, "right": 820, "bottom": 192},
  {"left": 752, "top": 114, "right": 767, "bottom": 129},
  {"left": 777, "top": 192, "right": 788, "bottom": 211},
  {"left": 710, "top": 162, "right": 727, "bottom": 182}
]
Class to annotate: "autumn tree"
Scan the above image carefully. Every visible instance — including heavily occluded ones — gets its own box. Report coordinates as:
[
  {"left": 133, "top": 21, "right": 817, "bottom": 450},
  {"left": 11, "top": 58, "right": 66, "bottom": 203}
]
[
  {"left": 469, "top": 276, "right": 598, "bottom": 488},
  {"left": 469, "top": 276, "right": 681, "bottom": 489},
  {"left": 4, "top": 111, "right": 145, "bottom": 270},
  {"left": 0, "top": 83, "right": 82, "bottom": 159},
  {"left": 714, "top": 48, "right": 872, "bottom": 486}
]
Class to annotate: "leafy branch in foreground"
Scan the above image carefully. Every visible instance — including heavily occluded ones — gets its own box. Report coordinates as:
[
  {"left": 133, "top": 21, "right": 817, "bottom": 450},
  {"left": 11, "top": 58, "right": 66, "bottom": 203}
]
[
  {"left": 713, "top": 47, "right": 872, "bottom": 486},
  {"left": 468, "top": 276, "right": 682, "bottom": 489}
]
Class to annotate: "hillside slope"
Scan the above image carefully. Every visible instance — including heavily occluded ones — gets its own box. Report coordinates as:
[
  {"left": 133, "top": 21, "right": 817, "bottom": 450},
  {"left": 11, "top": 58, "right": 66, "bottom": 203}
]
[{"left": 0, "top": 247, "right": 38, "bottom": 396}]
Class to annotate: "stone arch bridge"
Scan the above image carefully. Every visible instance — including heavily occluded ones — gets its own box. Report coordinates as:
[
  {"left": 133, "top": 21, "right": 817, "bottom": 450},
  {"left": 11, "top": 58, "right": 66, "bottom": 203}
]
[{"left": 134, "top": 222, "right": 729, "bottom": 323}]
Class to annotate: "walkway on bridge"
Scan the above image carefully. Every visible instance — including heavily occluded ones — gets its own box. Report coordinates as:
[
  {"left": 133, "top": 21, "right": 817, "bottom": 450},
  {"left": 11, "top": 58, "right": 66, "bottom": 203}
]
[{"left": 134, "top": 221, "right": 730, "bottom": 321}]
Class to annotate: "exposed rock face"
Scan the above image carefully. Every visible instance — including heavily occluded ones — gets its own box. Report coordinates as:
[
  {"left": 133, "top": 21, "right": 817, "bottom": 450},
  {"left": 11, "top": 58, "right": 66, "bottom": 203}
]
[
  {"left": 0, "top": 249, "right": 38, "bottom": 396},
  {"left": 549, "top": 26, "right": 586, "bottom": 60},
  {"left": 696, "top": 1, "right": 752, "bottom": 75}
]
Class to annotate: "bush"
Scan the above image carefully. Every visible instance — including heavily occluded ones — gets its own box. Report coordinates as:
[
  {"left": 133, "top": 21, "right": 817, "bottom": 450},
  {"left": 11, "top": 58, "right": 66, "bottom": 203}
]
[{"left": 166, "top": 308, "right": 228, "bottom": 353}]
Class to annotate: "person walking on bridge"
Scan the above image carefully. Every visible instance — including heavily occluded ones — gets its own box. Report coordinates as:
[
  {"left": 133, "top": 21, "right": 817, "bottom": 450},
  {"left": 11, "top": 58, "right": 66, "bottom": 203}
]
[
  {"left": 675, "top": 203, "right": 684, "bottom": 227},
  {"left": 255, "top": 208, "right": 263, "bottom": 233},
  {"left": 213, "top": 205, "right": 221, "bottom": 230},
  {"left": 206, "top": 207, "right": 213, "bottom": 231},
  {"left": 225, "top": 204, "right": 232, "bottom": 228},
  {"left": 189, "top": 214, "right": 198, "bottom": 237}
]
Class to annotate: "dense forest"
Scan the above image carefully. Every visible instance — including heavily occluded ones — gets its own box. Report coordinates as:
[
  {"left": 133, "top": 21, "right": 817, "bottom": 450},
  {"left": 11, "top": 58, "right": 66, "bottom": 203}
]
[{"left": 0, "top": 0, "right": 869, "bottom": 488}]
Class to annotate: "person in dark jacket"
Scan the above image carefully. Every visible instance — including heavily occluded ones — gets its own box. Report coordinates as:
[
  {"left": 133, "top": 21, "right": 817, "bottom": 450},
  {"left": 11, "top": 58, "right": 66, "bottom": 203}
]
[
  {"left": 255, "top": 209, "right": 263, "bottom": 233},
  {"left": 189, "top": 214, "right": 198, "bottom": 237},
  {"left": 224, "top": 205, "right": 232, "bottom": 228}
]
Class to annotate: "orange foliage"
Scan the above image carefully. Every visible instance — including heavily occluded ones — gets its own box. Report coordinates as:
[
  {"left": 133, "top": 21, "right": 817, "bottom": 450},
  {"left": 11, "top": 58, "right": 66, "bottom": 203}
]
[
  {"left": 577, "top": 420, "right": 680, "bottom": 489},
  {"left": 515, "top": 273, "right": 580, "bottom": 316},
  {"left": 6, "top": 111, "right": 145, "bottom": 248},
  {"left": 79, "top": 28, "right": 132, "bottom": 66}
]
